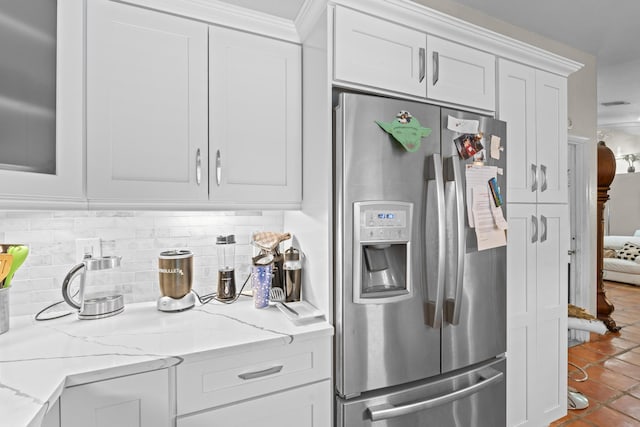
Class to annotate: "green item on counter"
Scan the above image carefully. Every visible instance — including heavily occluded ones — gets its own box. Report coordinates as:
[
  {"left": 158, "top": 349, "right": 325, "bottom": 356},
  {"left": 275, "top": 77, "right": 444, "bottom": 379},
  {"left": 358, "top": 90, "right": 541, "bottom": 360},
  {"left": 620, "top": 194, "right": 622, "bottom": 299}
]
[
  {"left": 4, "top": 245, "right": 29, "bottom": 288},
  {"left": 376, "top": 111, "right": 432, "bottom": 152}
]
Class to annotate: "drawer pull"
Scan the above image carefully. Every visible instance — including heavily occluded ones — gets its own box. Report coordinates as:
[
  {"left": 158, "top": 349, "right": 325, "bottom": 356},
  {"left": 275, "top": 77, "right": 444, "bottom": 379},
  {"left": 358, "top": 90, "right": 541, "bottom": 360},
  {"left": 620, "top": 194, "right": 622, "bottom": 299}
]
[{"left": 238, "top": 365, "right": 283, "bottom": 380}]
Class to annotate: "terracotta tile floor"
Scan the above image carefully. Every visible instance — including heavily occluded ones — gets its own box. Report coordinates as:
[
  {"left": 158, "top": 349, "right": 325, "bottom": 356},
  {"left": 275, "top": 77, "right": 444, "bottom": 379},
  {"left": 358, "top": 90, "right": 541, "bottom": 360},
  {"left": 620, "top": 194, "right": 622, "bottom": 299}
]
[{"left": 550, "top": 281, "right": 640, "bottom": 427}]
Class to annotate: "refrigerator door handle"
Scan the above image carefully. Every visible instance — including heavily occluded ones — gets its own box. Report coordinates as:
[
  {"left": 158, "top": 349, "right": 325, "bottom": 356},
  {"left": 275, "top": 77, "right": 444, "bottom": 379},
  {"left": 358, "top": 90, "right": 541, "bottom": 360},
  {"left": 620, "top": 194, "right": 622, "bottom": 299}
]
[
  {"left": 425, "top": 153, "right": 445, "bottom": 328},
  {"left": 444, "top": 156, "right": 465, "bottom": 325},
  {"left": 367, "top": 369, "right": 504, "bottom": 421}
]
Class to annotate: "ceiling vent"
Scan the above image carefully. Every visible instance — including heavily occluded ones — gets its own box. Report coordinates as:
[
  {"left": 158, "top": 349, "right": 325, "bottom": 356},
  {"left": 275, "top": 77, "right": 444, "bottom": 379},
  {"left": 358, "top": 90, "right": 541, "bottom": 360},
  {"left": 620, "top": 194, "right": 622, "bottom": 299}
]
[{"left": 600, "top": 101, "right": 630, "bottom": 107}]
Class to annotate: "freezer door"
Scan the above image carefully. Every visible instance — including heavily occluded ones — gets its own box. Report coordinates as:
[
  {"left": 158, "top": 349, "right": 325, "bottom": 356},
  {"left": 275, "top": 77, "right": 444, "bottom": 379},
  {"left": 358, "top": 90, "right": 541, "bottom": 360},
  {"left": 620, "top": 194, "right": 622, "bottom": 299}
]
[
  {"left": 440, "top": 109, "right": 507, "bottom": 373},
  {"left": 337, "top": 358, "right": 506, "bottom": 427},
  {"left": 335, "top": 92, "right": 443, "bottom": 397}
]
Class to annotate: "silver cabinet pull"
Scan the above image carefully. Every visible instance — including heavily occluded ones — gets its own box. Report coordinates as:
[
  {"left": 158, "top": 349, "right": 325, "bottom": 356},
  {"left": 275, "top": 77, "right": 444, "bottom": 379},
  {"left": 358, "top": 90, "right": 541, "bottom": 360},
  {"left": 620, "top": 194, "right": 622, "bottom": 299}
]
[
  {"left": 367, "top": 369, "right": 503, "bottom": 421},
  {"left": 425, "top": 153, "right": 445, "bottom": 328},
  {"left": 195, "top": 148, "right": 202, "bottom": 186},
  {"left": 432, "top": 51, "right": 439, "bottom": 85},
  {"left": 419, "top": 47, "right": 426, "bottom": 83},
  {"left": 237, "top": 365, "right": 283, "bottom": 380},
  {"left": 443, "top": 156, "right": 465, "bottom": 326},
  {"left": 531, "top": 164, "right": 538, "bottom": 192},
  {"left": 540, "top": 164, "right": 548, "bottom": 192},
  {"left": 215, "top": 149, "right": 222, "bottom": 186},
  {"left": 540, "top": 215, "right": 548, "bottom": 243},
  {"left": 531, "top": 215, "right": 538, "bottom": 243}
]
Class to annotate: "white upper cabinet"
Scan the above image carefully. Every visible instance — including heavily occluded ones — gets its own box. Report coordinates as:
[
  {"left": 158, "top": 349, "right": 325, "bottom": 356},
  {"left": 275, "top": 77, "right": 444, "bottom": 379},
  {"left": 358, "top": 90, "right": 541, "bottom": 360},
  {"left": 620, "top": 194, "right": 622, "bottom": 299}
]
[
  {"left": 86, "top": 0, "right": 208, "bottom": 202},
  {"left": 333, "top": 6, "right": 427, "bottom": 97},
  {"left": 0, "top": 1, "right": 84, "bottom": 204},
  {"left": 426, "top": 35, "right": 495, "bottom": 111},
  {"left": 209, "top": 26, "right": 301, "bottom": 204},
  {"left": 498, "top": 59, "right": 568, "bottom": 204},
  {"left": 333, "top": 7, "right": 495, "bottom": 111}
]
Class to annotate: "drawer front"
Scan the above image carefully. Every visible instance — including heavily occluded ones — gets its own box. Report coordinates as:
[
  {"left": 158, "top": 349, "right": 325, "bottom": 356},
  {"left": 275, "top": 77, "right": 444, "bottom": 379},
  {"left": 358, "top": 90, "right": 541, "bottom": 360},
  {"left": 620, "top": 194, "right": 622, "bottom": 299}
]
[{"left": 177, "top": 337, "right": 331, "bottom": 415}]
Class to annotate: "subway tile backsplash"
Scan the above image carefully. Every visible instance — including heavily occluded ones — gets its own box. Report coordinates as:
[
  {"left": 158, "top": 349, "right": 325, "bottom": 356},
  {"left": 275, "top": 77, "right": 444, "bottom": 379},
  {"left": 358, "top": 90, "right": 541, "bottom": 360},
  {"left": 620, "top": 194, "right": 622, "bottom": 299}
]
[{"left": 1, "top": 210, "right": 284, "bottom": 316}]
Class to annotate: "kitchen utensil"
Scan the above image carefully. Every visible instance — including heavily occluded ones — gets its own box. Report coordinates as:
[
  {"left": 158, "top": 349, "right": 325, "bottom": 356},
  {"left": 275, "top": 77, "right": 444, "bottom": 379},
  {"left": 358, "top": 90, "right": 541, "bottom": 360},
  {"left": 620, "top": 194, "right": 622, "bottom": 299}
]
[
  {"left": 62, "top": 254, "right": 124, "bottom": 320},
  {"left": 0, "top": 254, "right": 13, "bottom": 287},
  {"left": 4, "top": 245, "right": 29, "bottom": 288},
  {"left": 269, "top": 287, "right": 299, "bottom": 317},
  {"left": 157, "top": 250, "right": 195, "bottom": 312}
]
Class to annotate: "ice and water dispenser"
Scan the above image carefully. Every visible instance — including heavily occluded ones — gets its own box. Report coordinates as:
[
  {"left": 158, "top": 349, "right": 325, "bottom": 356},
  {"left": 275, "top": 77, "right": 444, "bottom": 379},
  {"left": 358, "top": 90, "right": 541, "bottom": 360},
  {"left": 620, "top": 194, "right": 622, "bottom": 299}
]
[{"left": 353, "top": 201, "right": 412, "bottom": 303}]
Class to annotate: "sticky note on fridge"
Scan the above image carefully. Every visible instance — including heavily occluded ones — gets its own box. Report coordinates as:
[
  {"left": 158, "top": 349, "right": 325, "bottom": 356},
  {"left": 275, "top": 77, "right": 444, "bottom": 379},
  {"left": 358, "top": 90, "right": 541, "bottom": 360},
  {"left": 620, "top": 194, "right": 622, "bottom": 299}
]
[
  {"left": 490, "top": 135, "right": 501, "bottom": 160},
  {"left": 497, "top": 168, "right": 504, "bottom": 176},
  {"left": 447, "top": 116, "right": 479, "bottom": 134}
]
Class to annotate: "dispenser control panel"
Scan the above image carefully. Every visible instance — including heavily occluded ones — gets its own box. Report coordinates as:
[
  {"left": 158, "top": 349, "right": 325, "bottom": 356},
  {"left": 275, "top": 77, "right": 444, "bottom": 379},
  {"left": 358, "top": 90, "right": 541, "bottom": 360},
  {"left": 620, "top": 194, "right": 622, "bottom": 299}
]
[{"left": 356, "top": 201, "right": 412, "bottom": 242}]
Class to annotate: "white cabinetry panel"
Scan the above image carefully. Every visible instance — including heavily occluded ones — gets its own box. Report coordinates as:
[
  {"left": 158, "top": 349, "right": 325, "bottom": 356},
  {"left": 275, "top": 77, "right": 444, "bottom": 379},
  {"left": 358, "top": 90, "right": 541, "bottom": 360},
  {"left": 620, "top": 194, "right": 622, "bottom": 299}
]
[
  {"left": 209, "top": 26, "right": 301, "bottom": 204},
  {"left": 87, "top": 0, "right": 208, "bottom": 201},
  {"left": 498, "top": 59, "right": 567, "bottom": 204},
  {"left": 60, "top": 369, "right": 171, "bottom": 427},
  {"left": 426, "top": 35, "right": 495, "bottom": 111},
  {"left": 333, "top": 6, "right": 426, "bottom": 97},
  {"left": 506, "top": 204, "right": 568, "bottom": 427},
  {"left": 177, "top": 380, "right": 331, "bottom": 427}
]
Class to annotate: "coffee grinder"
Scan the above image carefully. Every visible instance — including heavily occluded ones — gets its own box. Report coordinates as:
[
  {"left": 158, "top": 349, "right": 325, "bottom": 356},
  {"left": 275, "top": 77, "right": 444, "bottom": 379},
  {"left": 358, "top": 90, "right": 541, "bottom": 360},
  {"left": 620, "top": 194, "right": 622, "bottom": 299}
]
[{"left": 216, "top": 235, "right": 236, "bottom": 300}]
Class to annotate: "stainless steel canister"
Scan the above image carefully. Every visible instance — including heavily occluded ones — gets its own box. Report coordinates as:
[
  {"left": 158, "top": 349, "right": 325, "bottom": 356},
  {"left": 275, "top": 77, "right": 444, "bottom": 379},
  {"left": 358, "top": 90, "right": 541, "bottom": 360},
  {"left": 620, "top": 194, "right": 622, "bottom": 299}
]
[{"left": 158, "top": 250, "right": 193, "bottom": 299}]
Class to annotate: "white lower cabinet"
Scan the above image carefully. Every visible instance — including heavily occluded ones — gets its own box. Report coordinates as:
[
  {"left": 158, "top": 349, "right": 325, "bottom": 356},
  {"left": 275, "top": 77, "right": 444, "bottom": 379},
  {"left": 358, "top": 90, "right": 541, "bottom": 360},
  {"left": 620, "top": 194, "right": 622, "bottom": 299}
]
[
  {"left": 176, "top": 336, "right": 331, "bottom": 427},
  {"left": 177, "top": 380, "right": 331, "bottom": 427},
  {"left": 507, "top": 203, "right": 569, "bottom": 427},
  {"left": 59, "top": 369, "right": 171, "bottom": 427}
]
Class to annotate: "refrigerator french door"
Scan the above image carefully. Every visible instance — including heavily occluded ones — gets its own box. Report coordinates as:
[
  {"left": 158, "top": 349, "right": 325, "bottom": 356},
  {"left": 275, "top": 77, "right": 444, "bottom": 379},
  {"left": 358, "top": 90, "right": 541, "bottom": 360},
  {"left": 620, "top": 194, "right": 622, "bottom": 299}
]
[{"left": 335, "top": 92, "right": 507, "bottom": 426}]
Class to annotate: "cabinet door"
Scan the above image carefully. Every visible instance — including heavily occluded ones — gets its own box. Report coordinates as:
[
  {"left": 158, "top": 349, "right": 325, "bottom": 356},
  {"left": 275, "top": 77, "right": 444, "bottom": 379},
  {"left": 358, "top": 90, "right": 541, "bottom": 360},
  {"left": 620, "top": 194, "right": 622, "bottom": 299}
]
[
  {"left": 60, "top": 369, "right": 171, "bottom": 427},
  {"left": 535, "top": 204, "right": 568, "bottom": 424},
  {"left": 87, "top": 0, "right": 208, "bottom": 202},
  {"left": 209, "top": 26, "right": 301, "bottom": 204},
  {"left": 0, "top": 1, "right": 84, "bottom": 202},
  {"left": 334, "top": 6, "right": 426, "bottom": 97},
  {"left": 177, "top": 380, "right": 331, "bottom": 427},
  {"left": 535, "top": 71, "right": 568, "bottom": 204},
  {"left": 426, "top": 35, "right": 495, "bottom": 111},
  {"left": 506, "top": 204, "right": 537, "bottom": 427},
  {"left": 498, "top": 59, "right": 537, "bottom": 204},
  {"left": 506, "top": 203, "right": 568, "bottom": 427}
]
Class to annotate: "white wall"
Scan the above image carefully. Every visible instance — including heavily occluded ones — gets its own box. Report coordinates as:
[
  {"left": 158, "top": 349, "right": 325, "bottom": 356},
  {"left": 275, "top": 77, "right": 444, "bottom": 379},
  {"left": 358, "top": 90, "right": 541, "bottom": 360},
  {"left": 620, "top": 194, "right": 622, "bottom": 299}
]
[
  {"left": 1, "top": 210, "right": 284, "bottom": 316},
  {"left": 608, "top": 173, "right": 640, "bottom": 236}
]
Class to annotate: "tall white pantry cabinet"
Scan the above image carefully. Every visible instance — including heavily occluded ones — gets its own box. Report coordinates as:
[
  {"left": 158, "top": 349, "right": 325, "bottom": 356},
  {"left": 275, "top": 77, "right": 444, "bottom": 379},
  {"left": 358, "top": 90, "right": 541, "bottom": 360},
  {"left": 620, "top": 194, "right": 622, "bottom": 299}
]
[{"left": 498, "top": 58, "right": 570, "bottom": 426}]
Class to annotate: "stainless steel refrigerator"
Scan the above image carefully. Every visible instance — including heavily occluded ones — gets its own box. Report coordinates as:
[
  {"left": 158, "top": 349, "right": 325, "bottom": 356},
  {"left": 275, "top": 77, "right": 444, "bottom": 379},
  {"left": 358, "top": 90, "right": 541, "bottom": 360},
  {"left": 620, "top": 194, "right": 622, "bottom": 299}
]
[{"left": 334, "top": 92, "right": 507, "bottom": 426}]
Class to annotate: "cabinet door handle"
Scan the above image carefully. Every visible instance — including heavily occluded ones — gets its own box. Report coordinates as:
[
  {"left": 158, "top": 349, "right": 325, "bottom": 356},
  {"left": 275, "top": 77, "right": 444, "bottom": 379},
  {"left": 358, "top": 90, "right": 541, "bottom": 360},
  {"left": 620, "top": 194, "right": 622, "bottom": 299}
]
[
  {"left": 215, "top": 149, "right": 222, "bottom": 186},
  {"left": 540, "top": 164, "right": 548, "bottom": 192},
  {"left": 531, "top": 215, "right": 538, "bottom": 243},
  {"left": 432, "top": 51, "right": 439, "bottom": 85},
  {"left": 540, "top": 215, "right": 548, "bottom": 243},
  {"left": 419, "top": 47, "right": 426, "bottom": 83},
  {"left": 238, "top": 365, "right": 283, "bottom": 380},
  {"left": 195, "top": 149, "right": 202, "bottom": 186},
  {"left": 531, "top": 164, "right": 538, "bottom": 192}
]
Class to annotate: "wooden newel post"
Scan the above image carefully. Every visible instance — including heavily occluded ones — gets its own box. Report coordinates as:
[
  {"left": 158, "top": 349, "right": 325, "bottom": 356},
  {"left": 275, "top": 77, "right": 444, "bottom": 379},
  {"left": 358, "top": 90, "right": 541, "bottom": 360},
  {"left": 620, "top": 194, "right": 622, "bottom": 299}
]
[{"left": 596, "top": 141, "right": 620, "bottom": 332}]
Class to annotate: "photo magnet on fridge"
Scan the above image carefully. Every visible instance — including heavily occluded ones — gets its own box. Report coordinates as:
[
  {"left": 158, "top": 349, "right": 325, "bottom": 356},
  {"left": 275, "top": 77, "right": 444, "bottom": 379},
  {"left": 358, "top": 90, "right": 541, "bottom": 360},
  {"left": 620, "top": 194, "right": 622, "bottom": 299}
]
[
  {"left": 376, "top": 110, "right": 432, "bottom": 152},
  {"left": 454, "top": 133, "right": 484, "bottom": 159}
]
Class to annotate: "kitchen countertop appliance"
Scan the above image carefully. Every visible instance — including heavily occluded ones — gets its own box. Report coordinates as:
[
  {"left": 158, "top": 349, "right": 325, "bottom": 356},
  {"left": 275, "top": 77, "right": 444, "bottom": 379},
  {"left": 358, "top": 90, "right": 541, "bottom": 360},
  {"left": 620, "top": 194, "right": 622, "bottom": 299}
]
[
  {"left": 62, "top": 255, "right": 124, "bottom": 320},
  {"left": 216, "top": 235, "right": 236, "bottom": 301},
  {"left": 334, "top": 92, "right": 507, "bottom": 426},
  {"left": 157, "top": 249, "right": 195, "bottom": 312}
]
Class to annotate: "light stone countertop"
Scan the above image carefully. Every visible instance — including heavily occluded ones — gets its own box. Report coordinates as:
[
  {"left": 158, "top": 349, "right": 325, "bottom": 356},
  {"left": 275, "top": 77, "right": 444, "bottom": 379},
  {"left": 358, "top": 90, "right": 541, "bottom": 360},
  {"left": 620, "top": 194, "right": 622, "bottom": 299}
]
[{"left": 0, "top": 297, "right": 333, "bottom": 427}]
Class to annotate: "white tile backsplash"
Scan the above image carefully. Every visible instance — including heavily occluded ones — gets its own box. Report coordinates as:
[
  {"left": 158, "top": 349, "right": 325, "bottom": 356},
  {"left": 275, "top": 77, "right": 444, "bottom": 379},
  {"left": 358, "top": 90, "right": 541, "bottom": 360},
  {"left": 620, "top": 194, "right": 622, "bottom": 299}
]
[{"left": 1, "top": 210, "right": 284, "bottom": 316}]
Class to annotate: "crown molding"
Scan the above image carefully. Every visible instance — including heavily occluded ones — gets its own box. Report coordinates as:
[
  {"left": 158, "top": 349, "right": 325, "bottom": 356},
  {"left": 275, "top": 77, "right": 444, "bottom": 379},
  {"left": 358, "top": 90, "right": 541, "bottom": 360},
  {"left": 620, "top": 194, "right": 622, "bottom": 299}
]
[{"left": 117, "top": 0, "right": 300, "bottom": 42}]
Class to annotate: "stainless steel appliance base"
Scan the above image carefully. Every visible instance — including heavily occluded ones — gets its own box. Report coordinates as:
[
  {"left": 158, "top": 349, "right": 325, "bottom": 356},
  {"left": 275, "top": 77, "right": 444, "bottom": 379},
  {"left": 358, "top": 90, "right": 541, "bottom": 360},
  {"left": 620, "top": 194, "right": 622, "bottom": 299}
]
[
  {"left": 157, "top": 292, "right": 196, "bottom": 312},
  {"left": 78, "top": 295, "right": 125, "bottom": 320}
]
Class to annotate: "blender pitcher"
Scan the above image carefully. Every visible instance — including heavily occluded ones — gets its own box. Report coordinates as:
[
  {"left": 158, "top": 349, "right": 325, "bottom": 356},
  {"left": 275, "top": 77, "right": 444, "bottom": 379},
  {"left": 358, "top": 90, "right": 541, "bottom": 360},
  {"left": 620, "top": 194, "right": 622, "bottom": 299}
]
[{"left": 216, "top": 235, "right": 236, "bottom": 300}]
